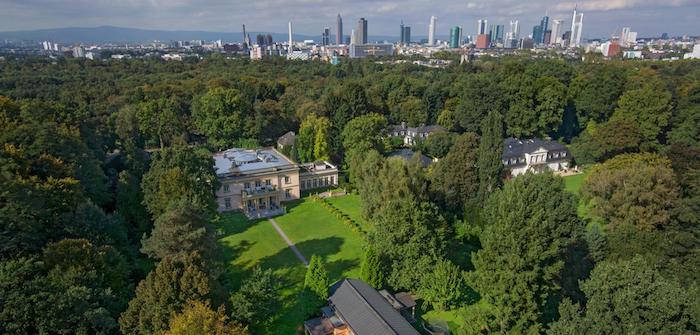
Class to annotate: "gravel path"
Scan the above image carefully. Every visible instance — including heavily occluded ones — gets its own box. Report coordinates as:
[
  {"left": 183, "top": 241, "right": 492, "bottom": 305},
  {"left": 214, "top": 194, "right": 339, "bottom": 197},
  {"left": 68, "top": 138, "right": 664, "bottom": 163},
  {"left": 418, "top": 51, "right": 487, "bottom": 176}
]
[{"left": 268, "top": 218, "right": 309, "bottom": 266}]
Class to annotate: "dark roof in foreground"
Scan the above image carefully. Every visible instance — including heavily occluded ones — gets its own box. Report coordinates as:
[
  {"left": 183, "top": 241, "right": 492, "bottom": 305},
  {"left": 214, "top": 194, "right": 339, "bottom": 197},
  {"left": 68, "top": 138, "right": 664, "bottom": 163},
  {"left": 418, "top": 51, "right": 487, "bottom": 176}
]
[
  {"left": 329, "top": 279, "right": 420, "bottom": 335},
  {"left": 502, "top": 137, "right": 568, "bottom": 159}
]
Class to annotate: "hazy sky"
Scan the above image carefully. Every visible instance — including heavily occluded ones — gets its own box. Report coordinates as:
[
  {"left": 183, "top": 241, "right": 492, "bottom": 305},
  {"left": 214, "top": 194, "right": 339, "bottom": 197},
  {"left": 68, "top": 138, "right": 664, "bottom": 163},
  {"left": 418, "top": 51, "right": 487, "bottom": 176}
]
[{"left": 1, "top": 0, "right": 699, "bottom": 38}]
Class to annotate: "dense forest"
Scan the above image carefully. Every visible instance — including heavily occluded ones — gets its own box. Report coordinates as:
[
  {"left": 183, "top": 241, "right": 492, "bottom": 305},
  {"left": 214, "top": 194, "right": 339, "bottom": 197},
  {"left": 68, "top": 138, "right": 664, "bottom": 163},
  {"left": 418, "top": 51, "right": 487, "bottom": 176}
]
[{"left": 0, "top": 54, "right": 699, "bottom": 334}]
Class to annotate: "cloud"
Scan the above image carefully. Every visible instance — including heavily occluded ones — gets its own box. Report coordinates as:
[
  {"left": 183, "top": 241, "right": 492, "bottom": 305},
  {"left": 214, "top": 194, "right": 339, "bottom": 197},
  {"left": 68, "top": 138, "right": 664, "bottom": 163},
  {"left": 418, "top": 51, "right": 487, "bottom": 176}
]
[{"left": 0, "top": 0, "right": 697, "bottom": 38}]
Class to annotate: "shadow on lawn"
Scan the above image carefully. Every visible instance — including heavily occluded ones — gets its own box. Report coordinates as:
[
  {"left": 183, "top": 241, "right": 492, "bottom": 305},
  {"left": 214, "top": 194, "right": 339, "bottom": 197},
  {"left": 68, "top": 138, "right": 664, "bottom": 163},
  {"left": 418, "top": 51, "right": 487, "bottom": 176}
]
[{"left": 227, "top": 237, "right": 359, "bottom": 334}]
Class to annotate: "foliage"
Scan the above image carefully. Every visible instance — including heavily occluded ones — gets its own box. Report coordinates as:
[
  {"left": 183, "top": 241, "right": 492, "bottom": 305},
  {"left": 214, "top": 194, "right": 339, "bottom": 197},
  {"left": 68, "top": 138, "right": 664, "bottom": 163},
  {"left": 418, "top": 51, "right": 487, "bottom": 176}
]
[
  {"left": 581, "top": 153, "right": 680, "bottom": 230},
  {"left": 229, "top": 267, "right": 280, "bottom": 325},
  {"left": 431, "top": 132, "right": 480, "bottom": 213},
  {"left": 611, "top": 84, "right": 673, "bottom": 151},
  {"left": 469, "top": 173, "right": 584, "bottom": 333},
  {"left": 304, "top": 255, "right": 330, "bottom": 302},
  {"left": 548, "top": 256, "right": 700, "bottom": 334},
  {"left": 418, "top": 258, "right": 467, "bottom": 311},
  {"left": 119, "top": 253, "right": 214, "bottom": 335},
  {"left": 164, "top": 300, "right": 248, "bottom": 335},
  {"left": 192, "top": 87, "right": 245, "bottom": 150},
  {"left": 422, "top": 130, "right": 454, "bottom": 159},
  {"left": 477, "top": 110, "right": 504, "bottom": 202},
  {"left": 141, "top": 145, "right": 220, "bottom": 216},
  {"left": 296, "top": 114, "right": 331, "bottom": 163},
  {"left": 360, "top": 247, "right": 384, "bottom": 289},
  {"left": 141, "top": 199, "right": 218, "bottom": 263},
  {"left": 0, "top": 239, "right": 131, "bottom": 335},
  {"left": 341, "top": 113, "right": 388, "bottom": 154}
]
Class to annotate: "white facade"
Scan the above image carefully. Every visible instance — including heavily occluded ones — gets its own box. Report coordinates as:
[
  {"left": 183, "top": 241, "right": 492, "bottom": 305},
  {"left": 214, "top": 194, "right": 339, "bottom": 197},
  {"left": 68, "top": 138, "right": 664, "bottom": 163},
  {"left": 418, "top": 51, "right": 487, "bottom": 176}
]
[
  {"left": 502, "top": 138, "right": 571, "bottom": 177},
  {"left": 570, "top": 7, "right": 584, "bottom": 47},
  {"left": 428, "top": 16, "right": 437, "bottom": 46},
  {"left": 550, "top": 20, "right": 563, "bottom": 45}
]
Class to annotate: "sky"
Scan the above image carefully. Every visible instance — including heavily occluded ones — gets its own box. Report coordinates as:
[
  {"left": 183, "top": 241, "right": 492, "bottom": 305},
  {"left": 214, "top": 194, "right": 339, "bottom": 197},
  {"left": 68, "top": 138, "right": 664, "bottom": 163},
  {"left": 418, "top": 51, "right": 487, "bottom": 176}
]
[{"left": 1, "top": 0, "right": 699, "bottom": 38}]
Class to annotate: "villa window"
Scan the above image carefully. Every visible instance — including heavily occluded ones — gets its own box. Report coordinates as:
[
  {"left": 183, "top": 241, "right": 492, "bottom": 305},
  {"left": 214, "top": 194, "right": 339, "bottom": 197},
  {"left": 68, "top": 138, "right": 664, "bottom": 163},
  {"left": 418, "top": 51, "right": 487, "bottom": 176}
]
[
  {"left": 330, "top": 176, "right": 334, "bottom": 185},
  {"left": 562, "top": 152, "right": 567, "bottom": 157},
  {"left": 224, "top": 198, "right": 231, "bottom": 209},
  {"left": 285, "top": 189, "right": 291, "bottom": 199},
  {"left": 255, "top": 180, "right": 261, "bottom": 188},
  {"left": 244, "top": 182, "right": 250, "bottom": 190},
  {"left": 284, "top": 176, "right": 290, "bottom": 184},
  {"left": 325, "top": 177, "right": 329, "bottom": 185},
  {"left": 223, "top": 184, "right": 230, "bottom": 193},
  {"left": 265, "top": 179, "right": 271, "bottom": 186}
]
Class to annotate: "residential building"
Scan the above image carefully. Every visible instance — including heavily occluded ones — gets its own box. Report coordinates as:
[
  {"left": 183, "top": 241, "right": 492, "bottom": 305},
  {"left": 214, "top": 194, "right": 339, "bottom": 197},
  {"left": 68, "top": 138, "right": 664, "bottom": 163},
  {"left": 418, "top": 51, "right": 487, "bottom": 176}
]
[
  {"left": 304, "top": 279, "right": 419, "bottom": 335},
  {"left": 349, "top": 44, "right": 393, "bottom": 58},
  {"left": 336, "top": 14, "right": 343, "bottom": 45},
  {"left": 277, "top": 131, "right": 296, "bottom": 150},
  {"left": 213, "top": 148, "right": 338, "bottom": 218},
  {"left": 684, "top": 44, "right": 700, "bottom": 59},
  {"left": 389, "top": 122, "right": 445, "bottom": 146},
  {"left": 388, "top": 148, "right": 435, "bottom": 168},
  {"left": 428, "top": 16, "right": 437, "bottom": 46},
  {"left": 502, "top": 138, "right": 571, "bottom": 177}
]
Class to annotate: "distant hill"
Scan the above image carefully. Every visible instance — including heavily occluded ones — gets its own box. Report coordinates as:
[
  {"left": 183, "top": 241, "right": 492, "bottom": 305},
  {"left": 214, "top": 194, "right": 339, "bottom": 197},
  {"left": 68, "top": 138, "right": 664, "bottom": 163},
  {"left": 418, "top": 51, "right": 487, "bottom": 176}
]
[{"left": 0, "top": 25, "right": 405, "bottom": 44}]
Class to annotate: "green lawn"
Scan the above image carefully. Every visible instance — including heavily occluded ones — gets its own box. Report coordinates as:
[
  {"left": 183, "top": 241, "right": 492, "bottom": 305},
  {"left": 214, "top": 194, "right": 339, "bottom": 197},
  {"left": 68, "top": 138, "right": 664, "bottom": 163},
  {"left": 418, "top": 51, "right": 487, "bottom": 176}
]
[
  {"left": 217, "top": 196, "right": 365, "bottom": 334},
  {"left": 326, "top": 193, "right": 372, "bottom": 233},
  {"left": 563, "top": 173, "right": 586, "bottom": 194}
]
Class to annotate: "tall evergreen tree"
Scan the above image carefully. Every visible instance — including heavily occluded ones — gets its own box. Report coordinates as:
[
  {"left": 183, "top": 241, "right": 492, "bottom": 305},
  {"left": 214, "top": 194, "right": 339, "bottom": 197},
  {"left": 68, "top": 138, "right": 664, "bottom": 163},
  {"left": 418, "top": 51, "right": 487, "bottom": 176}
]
[
  {"left": 477, "top": 110, "right": 504, "bottom": 202},
  {"left": 360, "top": 247, "right": 384, "bottom": 289},
  {"left": 304, "top": 255, "right": 329, "bottom": 302},
  {"left": 469, "top": 173, "right": 584, "bottom": 333},
  {"left": 430, "top": 132, "right": 480, "bottom": 213}
]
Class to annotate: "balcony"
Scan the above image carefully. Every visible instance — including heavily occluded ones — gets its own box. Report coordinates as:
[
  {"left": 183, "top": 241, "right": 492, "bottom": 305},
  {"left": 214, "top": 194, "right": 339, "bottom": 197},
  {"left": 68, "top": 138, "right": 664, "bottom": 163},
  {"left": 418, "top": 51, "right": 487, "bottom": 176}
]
[
  {"left": 244, "top": 205, "right": 286, "bottom": 219},
  {"left": 242, "top": 185, "right": 279, "bottom": 198}
]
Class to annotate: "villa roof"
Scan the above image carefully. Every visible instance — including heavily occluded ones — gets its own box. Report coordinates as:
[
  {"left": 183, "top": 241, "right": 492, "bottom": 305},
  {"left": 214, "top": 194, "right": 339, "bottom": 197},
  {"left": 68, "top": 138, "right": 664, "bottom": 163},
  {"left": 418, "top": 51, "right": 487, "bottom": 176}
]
[
  {"left": 388, "top": 149, "right": 433, "bottom": 167},
  {"left": 277, "top": 131, "right": 296, "bottom": 146},
  {"left": 502, "top": 138, "right": 568, "bottom": 160},
  {"left": 213, "top": 147, "right": 296, "bottom": 176},
  {"left": 328, "top": 279, "right": 420, "bottom": 335}
]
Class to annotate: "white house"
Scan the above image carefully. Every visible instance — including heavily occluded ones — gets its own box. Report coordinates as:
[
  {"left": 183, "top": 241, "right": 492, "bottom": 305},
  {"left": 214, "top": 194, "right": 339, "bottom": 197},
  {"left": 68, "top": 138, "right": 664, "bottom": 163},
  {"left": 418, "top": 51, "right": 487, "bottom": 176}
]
[
  {"left": 389, "top": 122, "right": 445, "bottom": 146},
  {"left": 502, "top": 138, "right": 571, "bottom": 176}
]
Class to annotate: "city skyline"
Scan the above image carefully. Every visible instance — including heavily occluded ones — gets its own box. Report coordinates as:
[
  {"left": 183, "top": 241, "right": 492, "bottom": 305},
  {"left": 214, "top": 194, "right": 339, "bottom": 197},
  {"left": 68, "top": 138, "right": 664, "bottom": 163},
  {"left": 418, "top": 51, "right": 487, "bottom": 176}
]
[{"left": 1, "top": 1, "right": 698, "bottom": 39}]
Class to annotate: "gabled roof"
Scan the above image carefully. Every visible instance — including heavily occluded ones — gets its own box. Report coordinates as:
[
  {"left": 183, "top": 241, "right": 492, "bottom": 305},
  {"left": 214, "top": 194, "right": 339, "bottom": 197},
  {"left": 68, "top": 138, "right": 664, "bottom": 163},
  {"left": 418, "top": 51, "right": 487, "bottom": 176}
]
[
  {"left": 329, "top": 279, "right": 420, "bottom": 335},
  {"left": 387, "top": 149, "right": 433, "bottom": 168},
  {"left": 502, "top": 138, "right": 568, "bottom": 160},
  {"left": 277, "top": 131, "right": 296, "bottom": 146}
]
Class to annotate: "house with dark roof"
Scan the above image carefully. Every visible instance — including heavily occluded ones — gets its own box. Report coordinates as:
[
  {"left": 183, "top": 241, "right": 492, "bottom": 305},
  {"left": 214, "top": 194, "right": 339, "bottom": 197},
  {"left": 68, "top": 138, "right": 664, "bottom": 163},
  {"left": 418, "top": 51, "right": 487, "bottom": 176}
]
[
  {"left": 389, "top": 122, "right": 445, "bottom": 146},
  {"left": 304, "top": 279, "right": 419, "bottom": 335},
  {"left": 387, "top": 148, "right": 435, "bottom": 168},
  {"left": 502, "top": 138, "right": 571, "bottom": 176},
  {"left": 277, "top": 131, "right": 296, "bottom": 150}
]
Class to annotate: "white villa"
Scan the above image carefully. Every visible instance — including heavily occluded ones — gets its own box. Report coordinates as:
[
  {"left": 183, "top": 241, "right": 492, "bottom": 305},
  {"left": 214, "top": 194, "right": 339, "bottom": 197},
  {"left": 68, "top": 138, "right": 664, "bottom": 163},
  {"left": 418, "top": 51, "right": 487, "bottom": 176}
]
[{"left": 502, "top": 138, "right": 571, "bottom": 176}]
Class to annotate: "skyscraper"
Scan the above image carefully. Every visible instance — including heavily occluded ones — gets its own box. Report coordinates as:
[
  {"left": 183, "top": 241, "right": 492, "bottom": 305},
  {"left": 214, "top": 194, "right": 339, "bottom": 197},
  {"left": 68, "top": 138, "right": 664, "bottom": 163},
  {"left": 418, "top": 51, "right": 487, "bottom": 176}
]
[
  {"left": 477, "top": 19, "right": 488, "bottom": 35},
  {"left": 550, "top": 19, "right": 563, "bottom": 45},
  {"left": 428, "top": 16, "right": 437, "bottom": 45},
  {"left": 495, "top": 24, "right": 505, "bottom": 43},
  {"left": 403, "top": 26, "right": 411, "bottom": 45},
  {"left": 288, "top": 21, "right": 293, "bottom": 49},
  {"left": 400, "top": 21, "right": 405, "bottom": 45},
  {"left": 570, "top": 6, "right": 584, "bottom": 47},
  {"left": 533, "top": 15, "right": 549, "bottom": 44},
  {"left": 510, "top": 20, "right": 520, "bottom": 39},
  {"left": 449, "top": 26, "right": 461, "bottom": 48},
  {"left": 336, "top": 14, "right": 343, "bottom": 45},
  {"left": 355, "top": 18, "right": 368, "bottom": 44},
  {"left": 322, "top": 27, "right": 330, "bottom": 46}
]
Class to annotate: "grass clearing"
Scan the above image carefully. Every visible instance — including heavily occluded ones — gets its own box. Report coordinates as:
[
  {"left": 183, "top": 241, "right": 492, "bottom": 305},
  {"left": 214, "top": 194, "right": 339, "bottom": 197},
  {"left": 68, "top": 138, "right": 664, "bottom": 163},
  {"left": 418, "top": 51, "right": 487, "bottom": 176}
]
[
  {"left": 563, "top": 173, "right": 586, "bottom": 194},
  {"left": 326, "top": 193, "right": 372, "bottom": 233},
  {"left": 217, "top": 196, "right": 365, "bottom": 334}
]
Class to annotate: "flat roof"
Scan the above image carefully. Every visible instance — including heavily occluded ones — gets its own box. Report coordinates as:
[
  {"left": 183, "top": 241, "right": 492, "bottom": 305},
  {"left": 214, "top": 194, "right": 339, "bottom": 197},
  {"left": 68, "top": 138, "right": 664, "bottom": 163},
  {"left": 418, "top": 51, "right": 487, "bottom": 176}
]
[{"left": 213, "top": 148, "right": 296, "bottom": 176}]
